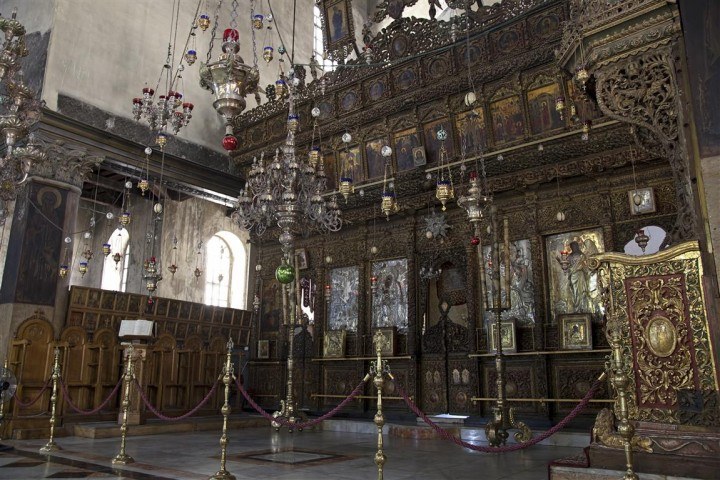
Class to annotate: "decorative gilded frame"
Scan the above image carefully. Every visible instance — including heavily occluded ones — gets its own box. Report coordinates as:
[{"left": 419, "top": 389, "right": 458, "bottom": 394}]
[
  {"left": 318, "top": 0, "right": 357, "bottom": 62},
  {"left": 373, "top": 327, "right": 396, "bottom": 357},
  {"left": 488, "top": 319, "right": 516, "bottom": 353},
  {"left": 257, "top": 339, "right": 270, "bottom": 359},
  {"left": 323, "top": 329, "right": 347, "bottom": 358},
  {"left": 559, "top": 313, "right": 592, "bottom": 350}
]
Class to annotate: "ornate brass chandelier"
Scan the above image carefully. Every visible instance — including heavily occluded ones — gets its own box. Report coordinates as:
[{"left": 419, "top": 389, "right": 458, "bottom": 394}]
[
  {"left": 199, "top": 0, "right": 260, "bottom": 151},
  {"left": 233, "top": 84, "right": 342, "bottom": 239},
  {"left": 0, "top": 10, "right": 45, "bottom": 203}
]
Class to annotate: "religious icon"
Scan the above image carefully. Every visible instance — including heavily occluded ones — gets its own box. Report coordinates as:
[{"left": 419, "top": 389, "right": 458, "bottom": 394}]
[
  {"left": 559, "top": 313, "right": 592, "bottom": 350},
  {"left": 365, "top": 138, "right": 387, "bottom": 179},
  {"left": 482, "top": 239, "right": 535, "bottom": 326},
  {"left": 456, "top": 109, "right": 487, "bottom": 155},
  {"left": 368, "top": 78, "right": 386, "bottom": 101},
  {"left": 257, "top": 339, "right": 270, "bottom": 359},
  {"left": 490, "top": 95, "right": 524, "bottom": 145},
  {"left": 527, "top": 83, "right": 564, "bottom": 134},
  {"left": 260, "top": 279, "right": 283, "bottom": 333},
  {"left": 423, "top": 118, "right": 455, "bottom": 164},
  {"left": 323, "top": 152, "right": 338, "bottom": 191},
  {"left": 338, "top": 145, "right": 365, "bottom": 183},
  {"left": 488, "top": 319, "right": 516, "bottom": 353},
  {"left": 546, "top": 228, "right": 605, "bottom": 323},
  {"left": 628, "top": 187, "right": 656, "bottom": 215},
  {"left": 328, "top": 266, "right": 359, "bottom": 332},
  {"left": 319, "top": 0, "right": 355, "bottom": 60},
  {"left": 372, "top": 259, "right": 409, "bottom": 333},
  {"left": 294, "top": 248, "right": 308, "bottom": 270},
  {"left": 393, "top": 128, "right": 421, "bottom": 171},
  {"left": 323, "top": 329, "right": 347, "bottom": 357}
]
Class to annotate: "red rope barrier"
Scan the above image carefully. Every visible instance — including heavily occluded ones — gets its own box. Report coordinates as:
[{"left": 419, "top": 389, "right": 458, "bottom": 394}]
[
  {"left": 394, "top": 378, "right": 603, "bottom": 453},
  {"left": 235, "top": 376, "right": 368, "bottom": 429},
  {"left": 134, "top": 378, "right": 220, "bottom": 421},
  {"left": 59, "top": 377, "right": 123, "bottom": 415},
  {"left": 12, "top": 378, "right": 52, "bottom": 408}
]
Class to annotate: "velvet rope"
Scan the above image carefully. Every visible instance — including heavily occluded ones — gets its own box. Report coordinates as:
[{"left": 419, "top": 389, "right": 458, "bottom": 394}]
[
  {"left": 134, "top": 378, "right": 220, "bottom": 421},
  {"left": 12, "top": 378, "right": 52, "bottom": 408},
  {"left": 235, "top": 375, "right": 368, "bottom": 429},
  {"left": 59, "top": 377, "right": 123, "bottom": 415},
  {"left": 394, "top": 377, "right": 603, "bottom": 453}
]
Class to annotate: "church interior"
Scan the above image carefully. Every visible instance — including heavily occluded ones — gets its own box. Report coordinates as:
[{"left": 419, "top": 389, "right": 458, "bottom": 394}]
[{"left": 0, "top": 0, "right": 719, "bottom": 479}]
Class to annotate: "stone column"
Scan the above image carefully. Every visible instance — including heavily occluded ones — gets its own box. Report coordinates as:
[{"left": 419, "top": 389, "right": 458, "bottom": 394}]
[{"left": 0, "top": 137, "right": 101, "bottom": 361}]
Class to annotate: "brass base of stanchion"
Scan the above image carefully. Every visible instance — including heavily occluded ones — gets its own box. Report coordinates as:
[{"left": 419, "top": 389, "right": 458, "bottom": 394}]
[
  {"left": 111, "top": 453, "right": 135, "bottom": 465},
  {"left": 208, "top": 470, "right": 237, "bottom": 480},
  {"left": 271, "top": 399, "right": 308, "bottom": 432},
  {"left": 39, "top": 441, "right": 61, "bottom": 454},
  {"left": 484, "top": 405, "right": 532, "bottom": 447}
]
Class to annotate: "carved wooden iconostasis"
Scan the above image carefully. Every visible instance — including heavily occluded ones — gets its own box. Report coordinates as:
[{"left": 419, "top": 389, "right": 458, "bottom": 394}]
[{"left": 241, "top": 0, "right": 683, "bottom": 423}]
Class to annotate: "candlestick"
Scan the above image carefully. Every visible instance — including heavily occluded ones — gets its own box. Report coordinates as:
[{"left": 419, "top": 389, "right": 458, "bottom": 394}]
[{"left": 503, "top": 217, "right": 511, "bottom": 309}]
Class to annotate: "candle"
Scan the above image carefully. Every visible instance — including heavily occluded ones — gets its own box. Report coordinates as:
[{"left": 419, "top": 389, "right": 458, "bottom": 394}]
[{"left": 475, "top": 224, "right": 489, "bottom": 310}]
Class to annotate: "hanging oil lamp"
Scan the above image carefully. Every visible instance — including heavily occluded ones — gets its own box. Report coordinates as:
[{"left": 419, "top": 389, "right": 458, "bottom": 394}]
[
  {"left": 102, "top": 243, "right": 111, "bottom": 256},
  {"left": 634, "top": 229, "right": 650, "bottom": 252},
  {"left": 581, "top": 120, "right": 591, "bottom": 141},
  {"left": 435, "top": 127, "right": 454, "bottom": 211},
  {"left": 575, "top": 66, "right": 589, "bottom": 90},
  {"left": 194, "top": 266, "right": 202, "bottom": 281},
  {"left": 555, "top": 96, "right": 565, "bottom": 120},
  {"left": 339, "top": 177, "right": 354, "bottom": 202},
  {"left": 381, "top": 192, "right": 397, "bottom": 219},
  {"left": 119, "top": 211, "right": 131, "bottom": 226},
  {"left": 138, "top": 178, "right": 149, "bottom": 195},
  {"left": 252, "top": 14, "right": 264, "bottom": 29},
  {"left": 82, "top": 247, "right": 94, "bottom": 262},
  {"left": 58, "top": 264, "right": 69, "bottom": 279},
  {"left": 198, "top": 13, "right": 210, "bottom": 31},
  {"left": 308, "top": 146, "right": 320, "bottom": 167},
  {"left": 112, "top": 251, "right": 123, "bottom": 267},
  {"left": 185, "top": 49, "right": 197, "bottom": 66},
  {"left": 78, "top": 261, "right": 88, "bottom": 277},
  {"left": 263, "top": 46, "right": 274, "bottom": 63},
  {"left": 168, "top": 235, "right": 179, "bottom": 276}
]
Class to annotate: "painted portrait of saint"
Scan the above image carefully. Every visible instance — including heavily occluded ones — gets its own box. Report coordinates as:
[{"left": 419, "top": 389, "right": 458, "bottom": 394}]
[
  {"left": 338, "top": 145, "right": 365, "bottom": 183},
  {"left": 527, "top": 83, "right": 564, "bottom": 134},
  {"left": 365, "top": 138, "right": 387, "bottom": 180},
  {"left": 490, "top": 95, "right": 524, "bottom": 145},
  {"left": 456, "top": 109, "right": 487, "bottom": 155},
  {"left": 423, "top": 119, "right": 455, "bottom": 164},
  {"left": 393, "top": 128, "right": 421, "bottom": 172},
  {"left": 326, "top": 1, "right": 349, "bottom": 43}
]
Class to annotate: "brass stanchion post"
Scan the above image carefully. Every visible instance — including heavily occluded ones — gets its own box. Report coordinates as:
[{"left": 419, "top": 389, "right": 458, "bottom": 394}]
[
  {"left": 40, "top": 347, "right": 61, "bottom": 453},
  {"left": 0, "top": 359, "right": 7, "bottom": 442},
  {"left": 372, "top": 330, "right": 389, "bottom": 480},
  {"left": 209, "top": 337, "right": 236, "bottom": 480},
  {"left": 606, "top": 315, "right": 639, "bottom": 480},
  {"left": 112, "top": 345, "right": 135, "bottom": 465}
]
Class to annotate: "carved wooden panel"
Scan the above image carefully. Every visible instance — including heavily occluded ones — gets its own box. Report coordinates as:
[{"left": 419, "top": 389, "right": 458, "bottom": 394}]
[
  {"left": 595, "top": 242, "right": 719, "bottom": 426},
  {"left": 551, "top": 358, "right": 609, "bottom": 414}
]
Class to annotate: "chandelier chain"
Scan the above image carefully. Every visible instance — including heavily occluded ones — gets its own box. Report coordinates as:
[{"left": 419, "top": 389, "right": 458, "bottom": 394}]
[
  {"left": 250, "top": 0, "right": 258, "bottom": 67},
  {"left": 230, "top": 0, "right": 239, "bottom": 32},
  {"left": 206, "top": 0, "right": 224, "bottom": 64}
]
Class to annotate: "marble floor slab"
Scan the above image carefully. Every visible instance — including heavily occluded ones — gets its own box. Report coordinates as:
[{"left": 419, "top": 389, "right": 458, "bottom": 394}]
[{"left": 0, "top": 427, "right": 584, "bottom": 480}]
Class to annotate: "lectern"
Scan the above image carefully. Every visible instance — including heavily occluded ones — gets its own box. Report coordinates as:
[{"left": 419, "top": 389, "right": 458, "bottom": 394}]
[{"left": 118, "top": 319, "right": 155, "bottom": 425}]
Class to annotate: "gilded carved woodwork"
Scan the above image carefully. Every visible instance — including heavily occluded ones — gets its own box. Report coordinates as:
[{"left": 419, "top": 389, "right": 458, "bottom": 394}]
[
  {"left": 592, "top": 408, "right": 654, "bottom": 452},
  {"left": 592, "top": 242, "right": 720, "bottom": 426}
]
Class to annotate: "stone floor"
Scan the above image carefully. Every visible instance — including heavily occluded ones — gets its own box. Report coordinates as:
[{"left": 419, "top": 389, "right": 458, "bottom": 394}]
[{"left": 0, "top": 424, "right": 585, "bottom": 480}]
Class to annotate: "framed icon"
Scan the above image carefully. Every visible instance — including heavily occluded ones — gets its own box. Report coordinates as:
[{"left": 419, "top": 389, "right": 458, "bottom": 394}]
[
  {"left": 488, "top": 319, "right": 516, "bottom": 353},
  {"left": 319, "top": 0, "right": 356, "bottom": 61},
  {"left": 294, "top": 248, "right": 308, "bottom": 270},
  {"left": 323, "top": 329, "right": 347, "bottom": 358},
  {"left": 372, "top": 327, "right": 396, "bottom": 357},
  {"left": 257, "top": 339, "right": 270, "bottom": 359},
  {"left": 629, "top": 187, "right": 656, "bottom": 215},
  {"left": 559, "top": 313, "right": 592, "bottom": 350}
]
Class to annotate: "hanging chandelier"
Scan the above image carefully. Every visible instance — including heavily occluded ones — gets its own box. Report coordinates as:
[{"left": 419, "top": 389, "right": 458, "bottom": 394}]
[
  {"left": 0, "top": 10, "right": 46, "bottom": 203},
  {"left": 131, "top": 0, "right": 194, "bottom": 144},
  {"left": 199, "top": 0, "right": 260, "bottom": 152},
  {"left": 232, "top": 79, "right": 341, "bottom": 245}
]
